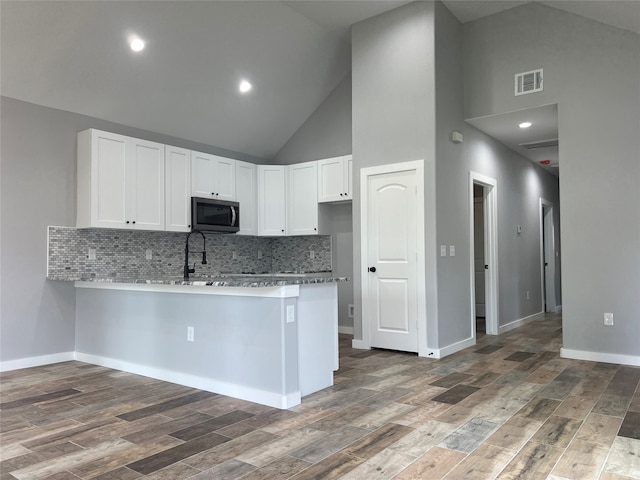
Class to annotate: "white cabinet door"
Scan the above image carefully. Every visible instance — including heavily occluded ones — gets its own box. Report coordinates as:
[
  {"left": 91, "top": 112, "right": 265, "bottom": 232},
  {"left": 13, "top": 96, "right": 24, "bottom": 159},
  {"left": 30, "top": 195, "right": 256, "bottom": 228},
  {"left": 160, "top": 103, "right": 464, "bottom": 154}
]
[
  {"left": 257, "top": 165, "right": 286, "bottom": 236},
  {"left": 317, "top": 155, "right": 352, "bottom": 202},
  {"left": 77, "top": 129, "right": 164, "bottom": 230},
  {"left": 214, "top": 156, "right": 236, "bottom": 201},
  {"left": 86, "top": 130, "right": 128, "bottom": 228},
  {"left": 191, "top": 151, "right": 235, "bottom": 201},
  {"left": 344, "top": 154, "right": 353, "bottom": 200},
  {"left": 236, "top": 160, "right": 257, "bottom": 236},
  {"left": 128, "top": 138, "right": 165, "bottom": 230},
  {"left": 191, "top": 151, "right": 215, "bottom": 198},
  {"left": 165, "top": 146, "right": 192, "bottom": 232},
  {"left": 287, "top": 161, "right": 319, "bottom": 235}
]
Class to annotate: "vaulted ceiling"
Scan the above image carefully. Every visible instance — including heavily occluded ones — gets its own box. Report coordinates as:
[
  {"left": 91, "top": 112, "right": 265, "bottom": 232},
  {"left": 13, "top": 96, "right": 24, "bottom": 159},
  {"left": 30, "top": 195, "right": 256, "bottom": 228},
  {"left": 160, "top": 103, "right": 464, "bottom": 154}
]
[{"left": 2, "top": 1, "right": 638, "bottom": 160}]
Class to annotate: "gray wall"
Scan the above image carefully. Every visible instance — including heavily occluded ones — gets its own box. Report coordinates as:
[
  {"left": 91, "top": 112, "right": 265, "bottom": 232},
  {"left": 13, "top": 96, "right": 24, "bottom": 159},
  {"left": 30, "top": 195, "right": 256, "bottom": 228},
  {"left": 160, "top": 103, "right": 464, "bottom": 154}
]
[
  {"left": 352, "top": 1, "right": 438, "bottom": 342},
  {"left": 0, "top": 97, "right": 268, "bottom": 363},
  {"left": 271, "top": 73, "right": 352, "bottom": 165},
  {"left": 463, "top": 3, "right": 640, "bottom": 357},
  {"left": 434, "top": 2, "right": 561, "bottom": 346}
]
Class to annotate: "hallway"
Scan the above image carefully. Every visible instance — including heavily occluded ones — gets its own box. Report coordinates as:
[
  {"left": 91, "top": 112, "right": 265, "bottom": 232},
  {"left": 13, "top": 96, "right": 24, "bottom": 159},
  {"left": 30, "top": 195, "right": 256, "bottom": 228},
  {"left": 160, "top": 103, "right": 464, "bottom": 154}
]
[{"left": 1, "top": 314, "right": 639, "bottom": 479}]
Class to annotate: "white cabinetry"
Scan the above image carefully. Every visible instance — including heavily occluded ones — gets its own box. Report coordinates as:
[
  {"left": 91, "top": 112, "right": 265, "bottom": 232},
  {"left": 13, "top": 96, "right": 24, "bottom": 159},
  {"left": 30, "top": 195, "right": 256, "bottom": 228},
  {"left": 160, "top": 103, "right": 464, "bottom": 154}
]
[
  {"left": 191, "top": 152, "right": 235, "bottom": 201},
  {"left": 317, "top": 154, "right": 352, "bottom": 202},
  {"left": 77, "top": 129, "right": 165, "bottom": 230},
  {"left": 287, "top": 161, "right": 320, "bottom": 236},
  {"left": 257, "top": 165, "right": 286, "bottom": 236},
  {"left": 235, "top": 160, "right": 257, "bottom": 236},
  {"left": 165, "top": 146, "right": 192, "bottom": 232}
]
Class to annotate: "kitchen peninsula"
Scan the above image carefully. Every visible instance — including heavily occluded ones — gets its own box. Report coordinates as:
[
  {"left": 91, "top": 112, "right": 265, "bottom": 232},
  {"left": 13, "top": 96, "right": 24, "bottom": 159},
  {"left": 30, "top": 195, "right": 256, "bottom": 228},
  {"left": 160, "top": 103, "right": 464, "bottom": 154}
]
[
  {"left": 71, "top": 275, "right": 345, "bottom": 409},
  {"left": 47, "top": 226, "right": 348, "bottom": 409}
]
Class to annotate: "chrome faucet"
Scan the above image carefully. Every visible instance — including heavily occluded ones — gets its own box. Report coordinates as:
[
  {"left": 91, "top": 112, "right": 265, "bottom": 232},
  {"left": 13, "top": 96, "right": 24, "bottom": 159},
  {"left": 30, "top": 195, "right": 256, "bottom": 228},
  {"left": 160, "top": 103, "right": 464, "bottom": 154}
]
[{"left": 184, "top": 230, "right": 207, "bottom": 280}]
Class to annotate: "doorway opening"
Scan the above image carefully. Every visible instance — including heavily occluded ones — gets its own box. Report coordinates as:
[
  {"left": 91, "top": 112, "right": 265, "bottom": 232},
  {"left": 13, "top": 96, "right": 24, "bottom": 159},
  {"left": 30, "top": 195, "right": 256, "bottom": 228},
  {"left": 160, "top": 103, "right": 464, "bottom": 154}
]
[
  {"left": 473, "top": 184, "right": 486, "bottom": 335},
  {"left": 469, "top": 172, "right": 499, "bottom": 337}
]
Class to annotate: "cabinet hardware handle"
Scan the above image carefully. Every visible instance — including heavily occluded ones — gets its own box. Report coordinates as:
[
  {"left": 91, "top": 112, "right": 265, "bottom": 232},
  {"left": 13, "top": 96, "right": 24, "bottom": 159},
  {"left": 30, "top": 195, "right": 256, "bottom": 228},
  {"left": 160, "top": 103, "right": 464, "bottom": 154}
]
[
  {"left": 340, "top": 193, "right": 343, "bottom": 196},
  {"left": 132, "top": 221, "right": 136, "bottom": 224},
  {"left": 126, "top": 220, "right": 130, "bottom": 224},
  {"left": 368, "top": 266, "right": 376, "bottom": 273},
  {"left": 314, "top": 227, "right": 317, "bottom": 231}
]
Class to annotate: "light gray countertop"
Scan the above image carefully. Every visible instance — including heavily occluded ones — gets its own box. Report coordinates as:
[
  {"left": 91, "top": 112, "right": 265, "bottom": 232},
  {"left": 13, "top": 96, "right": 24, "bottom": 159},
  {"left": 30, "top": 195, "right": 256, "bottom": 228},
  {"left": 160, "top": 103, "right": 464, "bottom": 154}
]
[{"left": 48, "top": 272, "right": 348, "bottom": 288}]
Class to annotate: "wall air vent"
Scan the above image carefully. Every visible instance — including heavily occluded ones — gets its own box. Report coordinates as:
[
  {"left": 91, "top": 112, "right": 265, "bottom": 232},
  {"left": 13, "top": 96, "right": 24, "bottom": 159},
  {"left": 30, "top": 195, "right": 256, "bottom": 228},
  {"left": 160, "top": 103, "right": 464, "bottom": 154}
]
[
  {"left": 515, "top": 68, "right": 543, "bottom": 96},
  {"left": 518, "top": 138, "right": 559, "bottom": 150}
]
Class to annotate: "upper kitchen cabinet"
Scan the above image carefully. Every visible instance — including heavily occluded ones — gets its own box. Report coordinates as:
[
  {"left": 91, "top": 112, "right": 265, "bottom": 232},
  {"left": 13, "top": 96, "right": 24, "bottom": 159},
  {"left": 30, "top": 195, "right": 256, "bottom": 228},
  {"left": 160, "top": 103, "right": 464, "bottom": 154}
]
[
  {"left": 191, "top": 151, "right": 235, "bottom": 201},
  {"left": 257, "top": 165, "right": 286, "bottom": 236},
  {"left": 235, "top": 160, "right": 257, "bottom": 236},
  {"left": 317, "top": 154, "right": 353, "bottom": 202},
  {"left": 287, "top": 161, "right": 325, "bottom": 236},
  {"left": 77, "top": 129, "right": 165, "bottom": 230},
  {"left": 165, "top": 145, "right": 192, "bottom": 232}
]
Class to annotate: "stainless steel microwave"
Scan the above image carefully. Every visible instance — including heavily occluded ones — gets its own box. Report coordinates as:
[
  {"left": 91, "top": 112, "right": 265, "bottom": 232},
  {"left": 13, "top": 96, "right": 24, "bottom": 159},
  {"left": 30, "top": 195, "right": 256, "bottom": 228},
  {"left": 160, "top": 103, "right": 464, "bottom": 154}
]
[{"left": 191, "top": 197, "right": 239, "bottom": 233}]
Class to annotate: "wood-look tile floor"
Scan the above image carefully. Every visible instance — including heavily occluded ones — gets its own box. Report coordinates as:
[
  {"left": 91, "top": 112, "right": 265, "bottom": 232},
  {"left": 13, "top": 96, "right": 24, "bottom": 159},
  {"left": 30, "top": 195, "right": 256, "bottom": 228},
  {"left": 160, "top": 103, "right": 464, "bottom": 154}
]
[{"left": 2, "top": 313, "right": 640, "bottom": 480}]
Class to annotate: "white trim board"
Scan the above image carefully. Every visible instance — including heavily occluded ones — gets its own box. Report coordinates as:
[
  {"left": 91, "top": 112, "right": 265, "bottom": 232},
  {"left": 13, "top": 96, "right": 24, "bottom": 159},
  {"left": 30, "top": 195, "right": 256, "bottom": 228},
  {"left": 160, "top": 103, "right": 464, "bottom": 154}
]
[
  {"left": 0, "top": 352, "right": 75, "bottom": 372},
  {"left": 338, "top": 326, "right": 354, "bottom": 335},
  {"left": 561, "top": 348, "right": 640, "bottom": 367},
  {"left": 75, "top": 352, "right": 301, "bottom": 409},
  {"left": 427, "top": 336, "right": 476, "bottom": 360},
  {"left": 498, "top": 311, "right": 545, "bottom": 334}
]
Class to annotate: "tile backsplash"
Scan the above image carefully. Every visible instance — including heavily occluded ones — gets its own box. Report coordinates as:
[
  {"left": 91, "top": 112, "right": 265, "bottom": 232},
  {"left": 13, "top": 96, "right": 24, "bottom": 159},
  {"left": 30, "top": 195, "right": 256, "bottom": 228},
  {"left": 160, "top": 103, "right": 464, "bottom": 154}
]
[{"left": 47, "top": 227, "right": 331, "bottom": 280}]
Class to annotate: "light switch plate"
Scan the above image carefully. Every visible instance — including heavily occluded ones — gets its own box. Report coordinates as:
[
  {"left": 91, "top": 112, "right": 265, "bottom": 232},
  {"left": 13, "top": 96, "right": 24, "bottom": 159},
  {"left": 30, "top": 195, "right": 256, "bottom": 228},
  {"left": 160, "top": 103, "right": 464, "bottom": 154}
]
[
  {"left": 286, "top": 305, "right": 295, "bottom": 323},
  {"left": 604, "top": 313, "right": 614, "bottom": 326},
  {"left": 88, "top": 248, "right": 96, "bottom": 260},
  {"left": 449, "top": 245, "right": 455, "bottom": 257},
  {"left": 440, "top": 245, "right": 447, "bottom": 257}
]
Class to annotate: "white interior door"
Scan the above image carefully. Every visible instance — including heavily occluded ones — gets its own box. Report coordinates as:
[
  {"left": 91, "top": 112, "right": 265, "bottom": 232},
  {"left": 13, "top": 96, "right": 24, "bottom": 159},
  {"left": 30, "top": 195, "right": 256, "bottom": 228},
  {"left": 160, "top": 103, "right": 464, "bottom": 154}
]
[
  {"left": 366, "top": 169, "right": 418, "bottom": 352},
  {"left": 542, "top": 201, "right": 556, "bottom": 312}
]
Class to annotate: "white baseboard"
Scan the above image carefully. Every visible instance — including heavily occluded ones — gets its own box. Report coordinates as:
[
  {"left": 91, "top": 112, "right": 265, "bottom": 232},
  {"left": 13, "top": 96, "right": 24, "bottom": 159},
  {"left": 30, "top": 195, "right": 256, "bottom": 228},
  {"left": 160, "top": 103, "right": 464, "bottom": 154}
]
[
  {"left": 498, "top": 311, "right": 545, "bottom": 334},
  {"left": 0, "top": 352, "right": 75, "bottom": 372},
  {"left": 555, "top": 305, "right": 562, "bottom": 313},
  {"left": 74, "top": 352, "right": 301, "bottom": 409},
  {"left": 428, "top": 336, "right": 476, "bottom": 359},
  {"left": 338, "top": 326, "right": 354, "bottom": 335},
  {"left": 351, "top": 339, "right": 370, "bottom": 350},
  {"left": 560, "top": 348, "right": 640, "bottom": 367}
]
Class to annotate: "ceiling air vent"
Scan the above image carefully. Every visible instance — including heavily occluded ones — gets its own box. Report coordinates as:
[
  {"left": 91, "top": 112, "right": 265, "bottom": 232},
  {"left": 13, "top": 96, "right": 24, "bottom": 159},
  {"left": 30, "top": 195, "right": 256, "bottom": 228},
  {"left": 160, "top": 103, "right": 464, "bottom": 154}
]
[
  {"left": 515, "top": 68, "right": 543, "bottom": 96},
  {"left": 518, "top": 138, "right": 559, "bottom": 150}
]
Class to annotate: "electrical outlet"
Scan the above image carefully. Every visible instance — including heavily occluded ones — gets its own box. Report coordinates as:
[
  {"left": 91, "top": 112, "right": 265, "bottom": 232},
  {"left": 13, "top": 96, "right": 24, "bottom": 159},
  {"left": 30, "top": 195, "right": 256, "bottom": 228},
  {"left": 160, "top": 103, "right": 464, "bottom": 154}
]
[
  {"left": 257, "top": 250, "right": 263, "bottom": 259},
  {"left": 232, "top": 251, "right": 238, "bottom": 260},
  {"left": 440, "top": 245, "right": 447, "bottom": 257},
  {"left": 348, "top": 304, "right": 354, "bottom": 318},
  {"left": 88, "top": 248, "right": 96, "bottom": 260},
  {"left": 187, "top": 326, "right": 195, "bottom": 341},
  {"left": 449, "top": 245, "right": 455, "bottom": 257},
  {"left": 286, "top": 305, "right": 295, "bottom": 323},
  {"left": 309, "top": 250, "right": 315, "bottom": 260},
  {"left": 145, "top": 249, "right": 152, "bottom": 260},
  {"left": 604, "top": 313, "right": 614, "bottom": 326},
  {"left": 526, "top": 290, "right": 530, "bottom": 300}
]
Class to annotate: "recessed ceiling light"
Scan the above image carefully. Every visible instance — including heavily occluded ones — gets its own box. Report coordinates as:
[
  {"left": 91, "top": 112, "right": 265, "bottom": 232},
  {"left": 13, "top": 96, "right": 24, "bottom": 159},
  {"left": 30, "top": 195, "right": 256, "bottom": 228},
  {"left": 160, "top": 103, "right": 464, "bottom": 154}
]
[
  {"left": 239, "top": 80, "right": 252, "bottom": 93},
  {"left": 129, "top": 37, "right": 145, "bottom": 52},
  {"left": 519, "top": 121, "right": 532, "bottom": 129}
]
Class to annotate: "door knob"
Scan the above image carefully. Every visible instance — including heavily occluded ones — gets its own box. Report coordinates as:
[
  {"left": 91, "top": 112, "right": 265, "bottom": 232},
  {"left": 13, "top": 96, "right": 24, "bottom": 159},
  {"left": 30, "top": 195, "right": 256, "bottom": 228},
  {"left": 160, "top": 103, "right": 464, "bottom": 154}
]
[
  {"left": 484, "top": 265, "right": 489, "bottom": 269},
  {"left": 368, "top": 266, "right": 376, "bottom": 273}
]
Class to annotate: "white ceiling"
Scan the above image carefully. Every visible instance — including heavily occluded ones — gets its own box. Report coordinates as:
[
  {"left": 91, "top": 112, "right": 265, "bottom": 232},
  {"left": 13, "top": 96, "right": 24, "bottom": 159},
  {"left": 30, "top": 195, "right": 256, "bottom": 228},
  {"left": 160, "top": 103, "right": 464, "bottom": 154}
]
[
  {"left": 2, "top": 1, "right": 638, "bottom": 161},
  {"left": 467, "top": 104, "right": 559, "bottom": 175}
]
